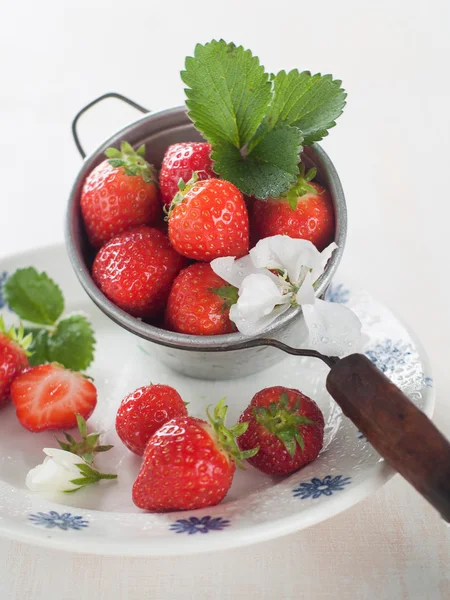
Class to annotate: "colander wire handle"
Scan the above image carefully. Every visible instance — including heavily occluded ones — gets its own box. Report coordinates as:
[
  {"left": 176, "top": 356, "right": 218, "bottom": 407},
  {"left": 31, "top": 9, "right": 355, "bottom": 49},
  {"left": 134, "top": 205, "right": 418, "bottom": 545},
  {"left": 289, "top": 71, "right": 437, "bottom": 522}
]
[{"left": 71, "top": 93, "right": 150, "bottom": 159}]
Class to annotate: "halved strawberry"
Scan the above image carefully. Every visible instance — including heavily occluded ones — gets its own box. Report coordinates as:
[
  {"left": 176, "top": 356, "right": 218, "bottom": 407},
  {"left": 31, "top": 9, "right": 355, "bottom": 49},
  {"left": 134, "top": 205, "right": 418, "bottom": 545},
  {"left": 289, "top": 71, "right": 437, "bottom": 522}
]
[{"left": 11, "top": 364, "right": 97, "bottom": 432}]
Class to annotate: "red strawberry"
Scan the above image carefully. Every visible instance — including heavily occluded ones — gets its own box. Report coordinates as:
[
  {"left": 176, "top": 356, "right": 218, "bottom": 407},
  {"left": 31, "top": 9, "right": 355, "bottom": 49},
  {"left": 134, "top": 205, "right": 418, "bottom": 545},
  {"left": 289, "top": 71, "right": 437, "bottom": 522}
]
[
  {"left": 92, "top": 226, "right": 186, "bottom": 319},
  {"left": 165, "top": 262, "right": 236, "bottom": 336},
  {"left": 0, "top": 318, "right": 30, "bottom": 408},
  {"left": 251, "top": 166, "right": 335, "bottom": 251},
  {"left": 81, "top": 142, "right": 160, "bottom": 249},
  {"left": 159, "top": 142, "right": 214, "bottom": 207},
  {"left": 132, "top": 399, "right": 257, "bottom": 512},
  {"left": 11, "top": 363, "right": 97, "bottom": 432},
  {"left": 168, "top": 176, "right": 249, "bottom": 261},
  {"left": 238, "top": 386, "right": 324, "bottom": 475},
  {"left": 116, "top": 384, "right": 187, "bottom": 456}
]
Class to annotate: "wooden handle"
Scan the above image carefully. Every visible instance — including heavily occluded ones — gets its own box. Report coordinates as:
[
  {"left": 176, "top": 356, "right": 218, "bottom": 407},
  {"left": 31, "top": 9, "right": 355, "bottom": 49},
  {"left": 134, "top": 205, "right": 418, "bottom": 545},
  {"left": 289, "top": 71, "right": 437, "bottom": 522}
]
[{"left": 326, "top": 353, "right": 450, "bottom": 522}]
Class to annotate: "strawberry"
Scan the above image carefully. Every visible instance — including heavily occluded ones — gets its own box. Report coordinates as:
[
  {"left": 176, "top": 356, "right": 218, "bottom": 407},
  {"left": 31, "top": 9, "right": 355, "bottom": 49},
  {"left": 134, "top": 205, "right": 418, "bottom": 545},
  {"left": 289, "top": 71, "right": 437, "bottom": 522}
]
[
  {"left": 11, "top": 363, "right": 97, "bottom": 432},
  {"left": 92, "top": 226, "right": 186, "bottom": 320},
  {"left": 0, "top": 318, "right": 31, "bottom": 408},
  {"left": 159, "top": 142, "right": 214, "bottom": 207},
  {"left": 81, "top": 142, "right": 160, "bottom": 249},
  {"left": 238, "top": 386, "right": 324, "bottom": 475},
  {"left": 165, "top": 262, "right": 236, "bottom": 336},
  {"left": 132, "top": 399, "right": 257, "bottom": 512},
  {"left": 168, "top": 176, "right": 249, "bottom": 261},
  {"left": 251, "top": 166, "right": 335, "bottom": 251},
  {"left": 116, "top": 384, "right": 188, "bottom": 456}
]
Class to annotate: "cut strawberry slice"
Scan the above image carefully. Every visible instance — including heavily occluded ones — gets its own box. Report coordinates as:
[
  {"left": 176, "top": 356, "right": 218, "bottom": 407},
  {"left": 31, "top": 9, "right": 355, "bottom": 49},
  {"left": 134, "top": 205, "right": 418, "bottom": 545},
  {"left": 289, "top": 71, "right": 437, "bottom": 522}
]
[{"left": 11, "top": 364, "right": 97, "bottom": 432}]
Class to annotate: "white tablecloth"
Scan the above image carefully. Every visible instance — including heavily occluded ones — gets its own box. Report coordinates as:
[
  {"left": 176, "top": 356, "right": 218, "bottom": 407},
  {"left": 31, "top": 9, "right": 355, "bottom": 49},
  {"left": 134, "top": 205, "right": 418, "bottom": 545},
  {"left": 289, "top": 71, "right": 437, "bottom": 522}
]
[{"left": 1, "top": 1, "right": 449, "bottom": 598}]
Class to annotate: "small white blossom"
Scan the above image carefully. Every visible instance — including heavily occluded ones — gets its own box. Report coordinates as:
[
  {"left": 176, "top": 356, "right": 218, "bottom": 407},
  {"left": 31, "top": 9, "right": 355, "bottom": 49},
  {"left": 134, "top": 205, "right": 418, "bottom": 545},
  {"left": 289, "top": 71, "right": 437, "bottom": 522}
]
[
  {"left": 211, "top": 235, "right": 362, "bottom": 354},
  {"left": 26, "top": 448, "right": 117, "bottom": 494},
  {"left": 26, "top": 449, "right": 84, "bottom": 493}
]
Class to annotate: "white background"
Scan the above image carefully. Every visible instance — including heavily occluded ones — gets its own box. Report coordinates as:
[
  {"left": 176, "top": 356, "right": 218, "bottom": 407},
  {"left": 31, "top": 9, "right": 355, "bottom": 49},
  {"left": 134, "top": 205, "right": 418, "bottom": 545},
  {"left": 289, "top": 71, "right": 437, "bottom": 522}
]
[{"left": 1, "top": 0, "right": 450, "bottom": 598}]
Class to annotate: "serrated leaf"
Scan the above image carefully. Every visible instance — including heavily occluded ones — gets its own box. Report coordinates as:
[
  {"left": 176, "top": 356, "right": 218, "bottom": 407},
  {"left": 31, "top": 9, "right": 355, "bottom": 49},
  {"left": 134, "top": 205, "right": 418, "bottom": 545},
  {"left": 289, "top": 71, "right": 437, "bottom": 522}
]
[
  {"left": 212, "top": 125, "right": 303, "bottom": 200},
  {"left": 25, "top": 328, "right": 50, "bottom": 366},
  {"left": 181, "top": 40, "right": 272, "bottom": 147},
  {"left": 47, "top": 315, "right": 95, "bottom": 371},
  {"left": 265, "top": 70, "right": 347, "bottom": 145},
  {"left": 4, "top": 268, "right": 64, "bottom": 325}
]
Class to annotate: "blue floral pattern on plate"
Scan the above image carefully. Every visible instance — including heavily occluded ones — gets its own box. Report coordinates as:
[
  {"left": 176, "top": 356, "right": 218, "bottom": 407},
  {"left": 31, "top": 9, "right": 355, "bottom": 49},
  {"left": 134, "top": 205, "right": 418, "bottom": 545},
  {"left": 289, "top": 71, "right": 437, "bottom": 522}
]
[
  {"left": 293, "top": 475, "right": 351, "bottom": 499},
  {"left": 29, "top": 511, "right": 89, "bottom": 531},
  {"left": 170, "top": 516, "right": 230, "bottom": 534},
  {"left": 0, "top": 271, "right": 8, "bottom": 309},
  {"left": 325, "top": 283, "right": 350, "bottom": 304},
  {"left": 365, "top": 340, "right": 413, "bottom": 374}
]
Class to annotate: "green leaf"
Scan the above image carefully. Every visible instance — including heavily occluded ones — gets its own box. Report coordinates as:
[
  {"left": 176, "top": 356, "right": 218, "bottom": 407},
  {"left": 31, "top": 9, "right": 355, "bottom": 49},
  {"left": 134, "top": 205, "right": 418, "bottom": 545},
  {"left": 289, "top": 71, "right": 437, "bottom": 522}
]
[
  {"left": 212, "top": 125, "right": 303, "bottom": 200},
  {"left": 181, "top": 40, "right": 272, "bottom": 147},
  {"left": 25, "top": 328, "right": 50, "bottom": 366},
  {"left": 264, "top": 70, "right": 347, "bottom": 145},
  {"left": 47, "top": 315, "right": 95, "bottom": 371},
  {"left": 4, "top": 268, "right": 64, "bottom": 325}
]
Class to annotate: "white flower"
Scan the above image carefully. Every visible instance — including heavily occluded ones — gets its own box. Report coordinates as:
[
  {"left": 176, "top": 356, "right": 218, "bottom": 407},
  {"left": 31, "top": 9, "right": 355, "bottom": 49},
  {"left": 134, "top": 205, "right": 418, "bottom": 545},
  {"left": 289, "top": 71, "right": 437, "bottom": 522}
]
[
  {"left": 211, "top": 235, "right": 362, "bottom": 355},
  {"left": 26, "top": 448, "right": 117, "bottom": 494},
  {"left": 26, "top": 448, "right": 84, "bottom": 493}
]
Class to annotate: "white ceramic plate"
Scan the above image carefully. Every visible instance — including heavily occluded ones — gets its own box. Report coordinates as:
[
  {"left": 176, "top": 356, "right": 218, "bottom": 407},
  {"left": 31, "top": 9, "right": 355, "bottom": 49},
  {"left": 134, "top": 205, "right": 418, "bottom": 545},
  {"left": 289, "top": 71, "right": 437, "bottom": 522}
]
[{"left": 0, "top": 246, "right": 434, "bottom": 556}]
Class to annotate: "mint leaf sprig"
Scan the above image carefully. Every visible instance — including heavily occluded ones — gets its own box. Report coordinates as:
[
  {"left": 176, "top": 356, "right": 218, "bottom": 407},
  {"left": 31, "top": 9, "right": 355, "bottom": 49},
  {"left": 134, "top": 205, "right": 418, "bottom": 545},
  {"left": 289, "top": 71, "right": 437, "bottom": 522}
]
[
  {"left": 181, "top": 40, "right": 346, "bottom": 200},
  {"left": 4, "top": 268, "right": 95, "bottom": 372}
]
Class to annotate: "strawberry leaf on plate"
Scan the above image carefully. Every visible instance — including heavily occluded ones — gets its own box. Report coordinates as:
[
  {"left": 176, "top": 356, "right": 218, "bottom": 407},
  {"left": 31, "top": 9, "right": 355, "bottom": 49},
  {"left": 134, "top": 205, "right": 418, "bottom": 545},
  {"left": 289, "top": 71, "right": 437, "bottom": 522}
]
[
  {"left": 26, "top": 328, "right": 50, "bottom": 366},
  {"left": 212, "top": 125, "right": 303, "bottom": 199},
  {"left": 4, "top": 268, "right": 64, "bottom": 325},
  {"left": 47, "top": 315, "right": 95, "bottom": 372},
  {"left": 182, "top": 40, "right": 272, "bottom": 147},
  {"left": 263, "top": 70, "right": 347, "bottom": 145}
]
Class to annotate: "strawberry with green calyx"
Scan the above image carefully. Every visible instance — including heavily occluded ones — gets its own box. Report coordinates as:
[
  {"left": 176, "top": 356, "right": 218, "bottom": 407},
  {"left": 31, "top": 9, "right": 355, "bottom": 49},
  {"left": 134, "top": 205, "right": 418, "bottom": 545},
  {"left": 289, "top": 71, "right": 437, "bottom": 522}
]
[
  {"left": 159, "top": 142, "right": 215, "bottom": 207},
  {"left": 250, "top": 164, "right": 335, "bottom": 251},
  {"left": 238, "top": 386, "right": 324, "bottom": 475},
  {"left": 165, "top": 262, "right": 237, "bottom": 335},
  {"left": 167, "top": 174, "right": 249, "bottom": 261},
  {"left": 56, "top": 414, "right": 113, "bottom": 464},
  {"left": 81, "top": 141, "right": 160, "bottom": 249},
  {"left": 0, "top": 316, "right": 32, "bottom": 407},
  {"left": 132, "top": 399, "right": 258, "bottom": 512}
]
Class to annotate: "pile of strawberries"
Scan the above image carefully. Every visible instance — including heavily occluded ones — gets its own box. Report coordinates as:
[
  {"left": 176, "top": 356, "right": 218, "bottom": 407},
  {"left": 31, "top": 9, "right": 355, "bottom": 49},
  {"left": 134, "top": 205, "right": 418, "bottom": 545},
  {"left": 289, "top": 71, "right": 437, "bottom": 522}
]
[
  {"left": 116, "top": 382, "right": 324, "bottom": 512},
  {"left": 81, "top": 141, "right": 335, "bottom": 336}
]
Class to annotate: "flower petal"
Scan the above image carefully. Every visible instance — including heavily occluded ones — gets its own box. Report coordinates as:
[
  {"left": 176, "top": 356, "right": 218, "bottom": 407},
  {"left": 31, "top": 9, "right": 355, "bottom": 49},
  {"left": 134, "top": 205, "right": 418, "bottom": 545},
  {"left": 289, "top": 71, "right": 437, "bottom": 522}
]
[
  {"left": 302, "top": 298, "right": 362, "bottom": 356},
  {"left": 43, "top": 448, "right": 83, "bottom": 473},
  {"left": 311, "top": 242, "right": 338, "bottom": 283},
  {"left": 230, "top": 302, "right": 290, "bottom": 336},
  {"left": 294, "top": 271, "right": 316, "bottom": 305},
  {"left": 250, "top": 236, "right": 322, "bottom": 281},
  {"left": 236, "top": 274, "right": 289, "bottom": 319},
  {"left": 210, "top": 255, "right": 276, "bottom": 288},
  {"left": 26, "top": 454, "right": 80, "bottom": 493}
]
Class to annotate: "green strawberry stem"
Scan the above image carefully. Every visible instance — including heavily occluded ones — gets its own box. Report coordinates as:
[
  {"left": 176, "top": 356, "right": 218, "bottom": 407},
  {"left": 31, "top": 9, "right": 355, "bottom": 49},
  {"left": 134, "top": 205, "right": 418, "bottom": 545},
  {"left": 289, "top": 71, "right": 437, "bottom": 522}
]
[
  {"left": 105, "top": 142, "right": 156, "bottom": 184},
  {"left": 0, "top": 315, "right": 33, "bottom": 355},
  {"left": 253, "top": 391, "right": 316, "bottom": 457},
  {"left": 56, "top": 414, "right": 114, "bottom": 464},
  {"left": 207, "top": 399, "right": 259, "bottom": 468},
  {"left": 281, "top": 163, "right": 317, "bottom": 210},
  {"left": 165, "top": 171, "right": 200, "bottom": 219},
  {"left": 65, "top": 463, "right": 118, "bottom": 493}
]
